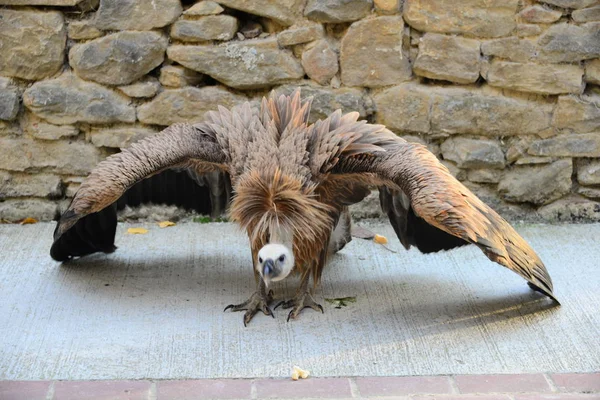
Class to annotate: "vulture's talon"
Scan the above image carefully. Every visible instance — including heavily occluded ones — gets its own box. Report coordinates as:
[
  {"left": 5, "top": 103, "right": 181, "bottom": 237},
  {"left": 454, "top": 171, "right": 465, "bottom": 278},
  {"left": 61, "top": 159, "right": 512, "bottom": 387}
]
[
  {"left": 280, "top": 292, "right": 323, "bottom": 322},
  {"left": 225, "top": 290, "right": 273, "bottom": 325}
]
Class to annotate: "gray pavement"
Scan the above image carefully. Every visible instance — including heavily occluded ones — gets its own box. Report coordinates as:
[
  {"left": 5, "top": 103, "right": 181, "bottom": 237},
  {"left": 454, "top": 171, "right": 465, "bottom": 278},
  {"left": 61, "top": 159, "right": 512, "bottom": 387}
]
[{"left": 0, "top": 221, "right": 599, "bottom": 380}]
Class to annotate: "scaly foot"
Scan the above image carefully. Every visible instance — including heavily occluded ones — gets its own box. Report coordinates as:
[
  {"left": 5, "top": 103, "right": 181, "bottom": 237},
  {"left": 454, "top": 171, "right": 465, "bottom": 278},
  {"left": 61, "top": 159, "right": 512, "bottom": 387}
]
[
  {"left": 224, "top": 289, "right": 274, "bottom": 326},
  {"left": 275, "top": 291, "right": 324, "bottom": 322}
]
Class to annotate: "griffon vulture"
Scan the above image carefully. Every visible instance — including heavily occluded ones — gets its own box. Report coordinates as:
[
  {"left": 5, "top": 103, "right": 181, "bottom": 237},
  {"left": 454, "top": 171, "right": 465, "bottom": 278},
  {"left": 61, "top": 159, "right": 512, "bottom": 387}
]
[{"left": 51, "top": 91, "right": 558, "bottom": 325}]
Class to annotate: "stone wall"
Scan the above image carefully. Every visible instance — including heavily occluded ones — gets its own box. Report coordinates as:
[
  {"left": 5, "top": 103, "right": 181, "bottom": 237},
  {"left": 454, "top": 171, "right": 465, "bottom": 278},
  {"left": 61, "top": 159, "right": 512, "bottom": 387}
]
[{"left": 1, "top": 0, "right": 600, "bottom": 222}]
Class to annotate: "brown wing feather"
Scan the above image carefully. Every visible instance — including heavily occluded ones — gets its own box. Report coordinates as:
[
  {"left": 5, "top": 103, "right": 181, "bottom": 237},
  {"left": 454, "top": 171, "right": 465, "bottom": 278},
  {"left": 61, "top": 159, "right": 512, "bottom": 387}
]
[
  {"left": 51, "top": 123, "right": 227, "bottom": 261},
  {"left": 333, "top": 132, "right": 558, "bottom": 303}
]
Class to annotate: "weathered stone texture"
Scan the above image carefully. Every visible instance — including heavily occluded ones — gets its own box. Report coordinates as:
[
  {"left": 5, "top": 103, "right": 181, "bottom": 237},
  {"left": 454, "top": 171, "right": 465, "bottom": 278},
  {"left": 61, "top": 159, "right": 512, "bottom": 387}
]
[
  {"left": 373, "top": 83, "right": 430, "bottom": 133},
  {"left": 539, "top": 0, "right": 599, "bottom": 9},
  {"left": 516, "top": 24, "right": 543, "bottom": 37},
  {"left": 518, "top": 5, "right": 563, "bottom": 23},
  {"left": 552, "top": 94, "right": 600, "bottom": 133},
  {"left": 468, "top": 169, "right": 502, "bottom": 183},
  {"left": 340, "top": 16, "right": 411, "bottom": 87},
  {"left": 404, "top": 0, "right": 518, "bottom": 38},
  {"left": 0, "top": 199, "right": 58, "bottom": 222},
  {"left": 0, "top": 87, "right": 19, "bottom": 121},
  {"left": 0, "top": 138, "right": 102, "bottom": 174},
  {"left": 572, "top": 5, "right": 600, "bottom": 22},
  {"left": 301, "top": 40, "right": 339, "bottom": 85},
  {"left": 215, "top": 0, "right": 305, "bottom": 26},
  {"left": 485, "top": 61, "right": 584, "bottom": 95},
  {"left": 441, "top": 137, "right": 505, "bottom": 169},
  {"left": 537, "top": 196, "right": 600, "bottom": 222},
  {"left": 90, "top": 125, "right": 158, "bottom": 148},
  {"left": 159, "top": 65, "right": 203, "bottom": 88},
  {"left": 499, "top": 159, "right": 573, "bottom": 205},
  {"left": 578, "top": 186, "right": 600, "bottom": 199},
  {"left": 585, "top": 59, "right": 600, "bottom": 84},
  {"left": 67, "top": 20, "right": 102, "bottom": 40},
  {"left": 529, "top": 133, "right": 600, "bottom": 157},
  {"left": 274, "top": 83, "right": 372, "bottom": 122},
  {"left": 374, "top": 0, "right": 400, "bottom": 14},
  {"left": 414, "top": 33, "right": 480, "bottom": 84},
  {"left": 183, "top": 1, "right": 224, "bottom": 16},
  {"left": 94, "top": 0, "right": 182, "bottom": 31},
  {"left": 277, "top": 22, "right": 324, "bottom": 46},
  {"left": 577, "top": 159, "right": 600, "bottom": 185},
  {"left": 23, "top": 113, "right": 79, "bottom": 140},
  {"left": 430, "top": 86, "right": 554, "bottom": 136},
  {"left": 538, "top": 23, "right": 600, "bottom": 62},
  {"left": 117, "top": 77, "right": 160, "bottom": 98},
  {"left": 23, "top": 74, "right": 135, "bottom": 125},
  {"left": 305, "top": 0, "right": 373, "bottom": 23},
  {"left": 69, "top": 32, "right": 168, "bottom": 86},
  {"left": 0, "top": 9, "right": 66, "bottom": 81},
  {"left": 167, "top": 38, "right": 304, "bottom": 89},
  {"left": 0, "top": 172, "right": 62, "bottom": 198},
  {"left": 481, "top": 37, "right": 537, "bottom": 63},
  {"left": 137, "top": 86, "right": 246, "bottom": 125},
  {"left": 171, "top": 16, "right": 238, "bottom": 42}
]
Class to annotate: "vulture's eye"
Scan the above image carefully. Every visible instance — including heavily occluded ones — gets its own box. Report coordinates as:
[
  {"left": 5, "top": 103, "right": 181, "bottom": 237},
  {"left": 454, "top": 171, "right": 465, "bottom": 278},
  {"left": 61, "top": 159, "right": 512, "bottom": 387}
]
[
  {"left": 258, "top": 257, "right": 263, "bottom": 264},
  {"left": 278, "top": 255, "right": 285, "bottom": 262}
]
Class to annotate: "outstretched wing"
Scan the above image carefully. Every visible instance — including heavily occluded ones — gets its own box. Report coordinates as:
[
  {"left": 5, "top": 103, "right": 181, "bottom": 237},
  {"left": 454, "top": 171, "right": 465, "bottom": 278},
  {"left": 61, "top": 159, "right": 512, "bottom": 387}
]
[
  {"left": 314, "top": 113, "right": 557, "bottom": 303},
  {"left": 51, "top": 123, "right": 229, "bottom": 262}
]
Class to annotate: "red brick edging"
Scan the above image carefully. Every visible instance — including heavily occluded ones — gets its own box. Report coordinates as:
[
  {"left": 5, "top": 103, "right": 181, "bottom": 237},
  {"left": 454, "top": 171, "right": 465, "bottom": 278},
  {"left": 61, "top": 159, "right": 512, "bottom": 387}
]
[{"left": 0, "top": 373, "right": 598, "bottom": 399}]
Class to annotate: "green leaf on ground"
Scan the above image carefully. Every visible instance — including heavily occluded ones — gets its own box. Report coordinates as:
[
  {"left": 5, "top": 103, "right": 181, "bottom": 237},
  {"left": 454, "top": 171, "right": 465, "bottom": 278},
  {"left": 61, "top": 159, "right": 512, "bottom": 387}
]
[
  {"left": 325, "top": 296, "right": 357, "bottom": 309},
  {"left": 192, "top": 216, "right": 228, "bottom": 223}
]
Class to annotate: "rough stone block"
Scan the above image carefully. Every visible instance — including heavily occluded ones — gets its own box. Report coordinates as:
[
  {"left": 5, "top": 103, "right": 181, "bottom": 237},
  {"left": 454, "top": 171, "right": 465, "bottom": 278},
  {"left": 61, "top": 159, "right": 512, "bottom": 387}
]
[
  {"left": 373, "top": 83, "right": 430, "bottom": 133},
  {"left": 340, "top": 16, "right": 411, "bottom": 88},
  {"left": 23, "top": 113, "right": 79, "bottom": 140},
  {"left": 90, "top": 125, "right": 158, "bottom": 148},
  {"left": 301, "top": 40, "right": 338, "bottom": 85},
  {"left": 137, "top": 86, "right": 247, "bottom": 126},
  {"left": 0, "top": 172, "right": 63, "bottom": 198},
  {"left": 430, "top": 86, "right": 554, "bottom": 136},
  {"left": 159, "top": 65, "right": 204, "bottom": 88},
  {"left": 0, "top": 0, "right": 86, "bottom": 5},
  {"left": 304, "top": 0, "right": 373, "bottom": 23},
  {"left": 404, "top": 0, "right": 518, "bottom": 38},
  {"left": 69, "top": 31, "right": 168, "bottom": 86},
  {"left": 552, "top": 94, "right": 600, "bottom": 133},
  {"left": 374, "top": 0, "right": 399, "bottom": 14},
  {"left": 171, "top": 16, "right": 238, "bottom": 42},
  {"left": 67, "top": 20, "right": 102, "bottom": 40},
  {"left": 214, "top": 0, "right": 304, "bottom": 26},
  {"left": 537, "top": 195, "right": 600, "bottom": 222},
  {"left": 167, "top": 37, "right": 304, "bottom": 90},
  {"left": 573, "top": 5, "right": 600, "bottom": 22},
  {"left": 0, "top": 87, "right": 19, "bottom": 121},
  {"left": 0, "top": 9, "right": 66, "bottom": 81},
  {"left": 277, "top": 22, "right": 324, "bottom": 46},
  {"left": 414, "top": 33, "right": 480, "bottom": 84},
  {"left": 23, "top": 73, "right": 136, "bottom": 125},
  {"left": 441, "top": 137, "right": 505, "bottom": 169},
  {"left": 529, "top": 133, "right": 600, "bottom": 157},
  {"left": 485, "top": 60, "right": 584, "bottom": 95},
  {"left": 538, "top": 23, "right": 600, "bottom": 62},
  {"left": 518, "top": 5, "right": 562, "bottom": 23},
  {"left": 539, "top": 0, "right": 599, "bottom": 9},
  {"left": 481, "top": 37, "right": 537, "bottom": 63},
  {"left": 274, "top": 83, "right": 372, "bottom": 123},
  {"left": 498, "top": 159, "right": 572, "bottom": 205},
  {"left": 94, "top": 0, "right": 182, "bottom": 31},
  {"left": 585, "top": 59, "right": 600, "bottom": 84},
  {"left": 0, "top": 199, "right": 58, "bottom": 222},
  {"left": 183, "top": 1, "right": 224, "bottom": 16},
  {"left": 0, "top": 137, "right": 102, "bottom": 174},
  {"left": 577, "top": 159, "right": 600, "bottom": 185},
  {"left": 117, "top": 77, "right": 160, "bottom": 99},
  {"left": 468, "top": 169, "right": 503, "bottom": 183}
]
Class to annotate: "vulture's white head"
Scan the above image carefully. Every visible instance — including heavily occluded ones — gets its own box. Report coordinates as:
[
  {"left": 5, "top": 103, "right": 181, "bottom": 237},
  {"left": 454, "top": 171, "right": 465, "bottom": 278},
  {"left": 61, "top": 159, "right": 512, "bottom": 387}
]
[{"left": 256, "top": 244, "right": 294, "bottom": 287}]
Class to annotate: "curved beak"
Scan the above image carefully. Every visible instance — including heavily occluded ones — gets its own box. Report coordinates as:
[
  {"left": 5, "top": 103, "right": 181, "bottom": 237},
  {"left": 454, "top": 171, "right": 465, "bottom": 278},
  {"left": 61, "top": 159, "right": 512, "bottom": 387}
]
[{"left": 262, "top": 259, "right": 275, "bottom": 287}]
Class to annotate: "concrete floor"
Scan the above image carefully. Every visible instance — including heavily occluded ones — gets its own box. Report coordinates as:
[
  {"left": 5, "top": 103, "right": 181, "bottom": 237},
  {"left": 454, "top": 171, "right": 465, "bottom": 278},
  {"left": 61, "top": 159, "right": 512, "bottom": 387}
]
[{"left": 0, "top": 221, "right": 599, "bottom": 380}]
